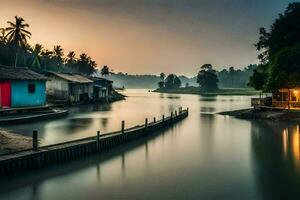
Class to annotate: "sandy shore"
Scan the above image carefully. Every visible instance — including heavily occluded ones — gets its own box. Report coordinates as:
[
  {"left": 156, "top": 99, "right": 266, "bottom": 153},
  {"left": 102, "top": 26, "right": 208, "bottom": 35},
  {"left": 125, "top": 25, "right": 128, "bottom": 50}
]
[
  {"left": 219, "top": 108, "right": 300, "bottom": 121},
  {"left": 0, "top": 129, "right": 32, "bottom": 155}
]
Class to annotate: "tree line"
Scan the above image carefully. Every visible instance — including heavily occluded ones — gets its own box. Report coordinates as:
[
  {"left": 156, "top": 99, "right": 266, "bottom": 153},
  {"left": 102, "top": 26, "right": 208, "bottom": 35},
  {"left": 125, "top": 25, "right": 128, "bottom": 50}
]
[
  {"left": 0, "top": 16, "right": 97, "bottom": 75},
  {"left": 249, "top": 2, "right": 300, "bottom": 92}
]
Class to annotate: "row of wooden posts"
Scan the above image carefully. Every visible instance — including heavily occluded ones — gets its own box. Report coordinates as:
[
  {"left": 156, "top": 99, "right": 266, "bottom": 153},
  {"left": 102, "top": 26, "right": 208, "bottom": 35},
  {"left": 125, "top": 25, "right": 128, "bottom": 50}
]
[{"left": 31, "top": 107, "right": 188, "bottom": 151}]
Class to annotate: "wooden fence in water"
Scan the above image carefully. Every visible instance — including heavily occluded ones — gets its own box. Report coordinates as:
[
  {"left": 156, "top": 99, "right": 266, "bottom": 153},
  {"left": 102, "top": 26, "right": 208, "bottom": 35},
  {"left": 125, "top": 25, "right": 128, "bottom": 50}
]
[{"left": 0, "top": 107, "right": 188, "bottom": 176}]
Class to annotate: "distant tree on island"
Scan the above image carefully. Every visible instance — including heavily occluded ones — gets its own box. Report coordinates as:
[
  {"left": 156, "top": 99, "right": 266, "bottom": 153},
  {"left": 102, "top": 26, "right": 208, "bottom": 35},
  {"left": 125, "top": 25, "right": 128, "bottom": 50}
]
[
  {"left": 249, "top": 2, "right": 300, "bottom": 91},
  {"left": 0, "top": 16, "right": 98, "bottom": 75},
  {"left": 196, "top": 64, "right": 218, "bottom": 91},
  {"left": 160, "top": 73, "right": 165, "bottom": 81},
  {"left": 165, "top": 74, "right": 181, "bottom": 89},
  {"left": 157, "top": 72, "right": 166, "bottom": 88},
  {"left": 218, "top": 64, "right": 257, "bottom": 88}
]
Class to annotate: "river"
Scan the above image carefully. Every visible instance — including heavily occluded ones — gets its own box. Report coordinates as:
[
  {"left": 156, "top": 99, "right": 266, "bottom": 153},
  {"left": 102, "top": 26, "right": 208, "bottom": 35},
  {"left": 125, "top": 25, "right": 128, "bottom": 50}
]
[{"left": 0, "top": 89, "right": 300, "bottom": 200}]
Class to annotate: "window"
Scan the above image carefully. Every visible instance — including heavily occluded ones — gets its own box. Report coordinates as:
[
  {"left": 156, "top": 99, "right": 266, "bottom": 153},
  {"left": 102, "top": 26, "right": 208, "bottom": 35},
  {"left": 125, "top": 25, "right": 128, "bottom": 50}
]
[{"left": 28, "top": 83, "right": 35, "bottom": 93}]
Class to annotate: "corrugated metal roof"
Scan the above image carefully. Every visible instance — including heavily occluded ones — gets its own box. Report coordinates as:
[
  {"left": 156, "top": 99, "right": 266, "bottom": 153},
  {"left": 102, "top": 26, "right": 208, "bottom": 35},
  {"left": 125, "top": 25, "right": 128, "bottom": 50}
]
[
  {"left": 0, "top": 65, "right": 48, "bottom": 81},
  {"left": 47, "top": 72, "right": 93, "bottom": 83}
]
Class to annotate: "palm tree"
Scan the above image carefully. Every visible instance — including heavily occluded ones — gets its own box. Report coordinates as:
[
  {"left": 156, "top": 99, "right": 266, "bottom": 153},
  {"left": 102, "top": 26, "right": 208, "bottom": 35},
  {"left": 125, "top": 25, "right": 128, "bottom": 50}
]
[
  {"left": 53, "top": 45, "right": 64, "bottom": 58},
  {"left": 30, "top": 44, "right": 43, "bottom": 69},
  {"left": 67, "top": 51, "right": 76, "bottom": 63},
  {"left": 5, "top": 16, "right": 31, "bottom": 48},
  {"left": 0, "top": 28, "right": 7, "bottom": 44},
  {"left": 41, "top": 49, "right": 53, "bottom": 71},
  {"left": 5, "top": 16, "right": 31, "bottom": 67}
]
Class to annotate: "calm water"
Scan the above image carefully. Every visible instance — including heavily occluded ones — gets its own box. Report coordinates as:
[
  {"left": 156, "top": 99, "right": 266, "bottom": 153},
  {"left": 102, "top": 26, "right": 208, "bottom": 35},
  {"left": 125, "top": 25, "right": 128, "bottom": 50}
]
[{"left": 1, "top": 89, "right": 300, "bottom": 200}]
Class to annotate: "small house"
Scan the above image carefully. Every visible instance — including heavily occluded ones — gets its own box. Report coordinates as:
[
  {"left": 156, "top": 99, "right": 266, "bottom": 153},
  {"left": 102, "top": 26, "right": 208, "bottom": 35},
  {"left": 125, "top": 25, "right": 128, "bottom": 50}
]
[
  {"left": 251, "top": 88, "right": 300, "bottom": 109},
  {"left": 85, "top": 76, "right": 113, "bottom": 101},
  {"left": 45, "top": 72, "right": 94, "bottom": 104},
  {"left": 0, "top": 66, "right": 48, "bottom": 109},
  {"left": 272, "top": 88, "right": 300, "bottom": 109}
]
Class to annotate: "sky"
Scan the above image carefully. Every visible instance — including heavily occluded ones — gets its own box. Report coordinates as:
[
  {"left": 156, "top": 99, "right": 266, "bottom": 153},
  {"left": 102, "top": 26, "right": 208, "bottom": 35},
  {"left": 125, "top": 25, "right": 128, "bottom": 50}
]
[{"left": 0, "top": 0, "right": 295, "bottom": 76}]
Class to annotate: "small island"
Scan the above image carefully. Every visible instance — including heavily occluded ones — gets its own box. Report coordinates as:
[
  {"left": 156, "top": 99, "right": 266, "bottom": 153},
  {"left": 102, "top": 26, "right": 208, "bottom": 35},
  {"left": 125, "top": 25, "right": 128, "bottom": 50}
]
[{"left": 154, "top": 64, "right": 260, "bottom": 96}]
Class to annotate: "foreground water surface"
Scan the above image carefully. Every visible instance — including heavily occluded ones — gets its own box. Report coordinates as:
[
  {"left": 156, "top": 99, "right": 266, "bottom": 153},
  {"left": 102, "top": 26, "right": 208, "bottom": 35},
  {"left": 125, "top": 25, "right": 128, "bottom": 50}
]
[{"left": 0, "top": 89, "right": 300, "bottom": 200}]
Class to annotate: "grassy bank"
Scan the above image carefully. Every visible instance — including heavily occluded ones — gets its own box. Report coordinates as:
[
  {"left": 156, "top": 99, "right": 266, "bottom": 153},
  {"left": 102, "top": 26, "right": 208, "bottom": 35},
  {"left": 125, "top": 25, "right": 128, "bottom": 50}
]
[{"left": 154, "top": 87, "right": 261, "bottom": 96}]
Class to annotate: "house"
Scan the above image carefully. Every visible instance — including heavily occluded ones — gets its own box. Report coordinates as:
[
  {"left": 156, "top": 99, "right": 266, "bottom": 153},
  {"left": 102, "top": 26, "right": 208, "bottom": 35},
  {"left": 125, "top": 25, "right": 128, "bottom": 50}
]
[
  {"left": 0, "top": 66, "right": 48, "bottom": 109},
  {"left": 85, "top": 76, "right": 113, "bottom": 101},
  {"left": 251, "top": 88, "right": 300, "bottom": 109},
  {"left": 45, "top": 72, "right": 94, "bottom": 104}
]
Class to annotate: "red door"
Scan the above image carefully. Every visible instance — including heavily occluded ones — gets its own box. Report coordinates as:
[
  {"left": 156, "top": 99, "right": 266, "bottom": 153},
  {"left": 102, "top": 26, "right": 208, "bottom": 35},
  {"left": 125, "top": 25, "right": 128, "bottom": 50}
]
[{"left": 0, "top": 81, "right": 11, "bottom": 108}]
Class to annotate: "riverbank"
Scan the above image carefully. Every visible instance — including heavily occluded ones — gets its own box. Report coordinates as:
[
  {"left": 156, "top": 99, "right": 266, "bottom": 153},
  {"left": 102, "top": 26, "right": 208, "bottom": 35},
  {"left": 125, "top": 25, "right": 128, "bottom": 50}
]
[
  {"left": 154, "top": 87, "right": 260, "bottom": 96},
  {"left": 0, "top": 129, "right": 32, "bottom": 155},
  {"left": 219, "top": 108, "right": 300, "bottom": 121}
]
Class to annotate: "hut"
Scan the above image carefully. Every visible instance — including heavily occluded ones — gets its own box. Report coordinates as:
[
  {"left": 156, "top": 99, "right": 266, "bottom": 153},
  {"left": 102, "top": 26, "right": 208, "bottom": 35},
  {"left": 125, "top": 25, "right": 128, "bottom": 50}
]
[
  {"left": 45, "top": 72, "right": 93, "bottom": 104},
  {"left": 85, "top": 76, "right": 113, "bottom": 101},
  {"left": 0, "top": 66, "right": 48, "bottom": 109},
  {"left": 251, "top": 88, "right": 300, "bottom": 109}
]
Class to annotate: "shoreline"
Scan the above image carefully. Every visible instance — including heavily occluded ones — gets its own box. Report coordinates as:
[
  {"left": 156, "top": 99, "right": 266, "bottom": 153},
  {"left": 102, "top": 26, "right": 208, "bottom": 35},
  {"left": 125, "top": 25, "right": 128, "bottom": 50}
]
[
  {"left": 219, "top": 108, "right": 300, "bottom": 122},
  {"left": 153, "top": 87, "right": 261, "bottom": 96},
  {"left": 0, "top": 129, "right": 32, "bottom": 155}
]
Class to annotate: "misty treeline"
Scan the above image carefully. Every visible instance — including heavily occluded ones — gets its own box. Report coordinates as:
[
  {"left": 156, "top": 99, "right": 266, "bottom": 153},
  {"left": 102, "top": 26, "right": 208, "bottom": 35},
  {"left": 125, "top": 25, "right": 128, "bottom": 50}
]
[
  {"left": 0, "top": 16, "right": 97, "bottom": 75},
  {"left": 98, "top": 64, "right": 256, "bottom": 89}
]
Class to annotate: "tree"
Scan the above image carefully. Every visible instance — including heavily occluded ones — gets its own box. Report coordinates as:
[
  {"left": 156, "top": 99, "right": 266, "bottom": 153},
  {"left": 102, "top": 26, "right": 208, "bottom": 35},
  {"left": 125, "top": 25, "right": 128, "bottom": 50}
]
[
  {"left": 66, "top": 51, "right": 76, "bottom": 63},
  {"left": 30, "top": 44, "right": 43, "bottom": 69},
  {"left": 158, "top": 81, "right": 165, "bottom": 88},
  {"left": 248, "top": 66, "right": 267, "bottom": 91},
  {"left": 5, "top": 16, "right": 31, "bottom": 48},
  {"left": 250, "top": 3, "right": 300, "bottom": 91},
  {"left": 197, "top": 64, "right": 218, "bottom": 91},
  {"left": 160, "top": 73, "right": 165, "bottom": 81},
  {"left": 77, "top": 53, "right": 96, "bottom": 75},
  {"left": 5, "top": 16, "right": 31, "bottom": 66},
  {"left": 101, "top": 65, "right": 110, "bottom": 77},
  {"left": 0, "top": 28, "right": 6, "bottom": 44},
  {"left": 165, "top": 74, "right": 181, "bottom": 89}
]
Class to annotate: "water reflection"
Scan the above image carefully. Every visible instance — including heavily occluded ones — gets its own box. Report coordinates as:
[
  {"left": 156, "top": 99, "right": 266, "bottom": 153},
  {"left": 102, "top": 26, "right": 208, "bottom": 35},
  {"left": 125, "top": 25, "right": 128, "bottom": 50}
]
[{"left": 251, "top": 120, "right": 300, "bottom": 199}]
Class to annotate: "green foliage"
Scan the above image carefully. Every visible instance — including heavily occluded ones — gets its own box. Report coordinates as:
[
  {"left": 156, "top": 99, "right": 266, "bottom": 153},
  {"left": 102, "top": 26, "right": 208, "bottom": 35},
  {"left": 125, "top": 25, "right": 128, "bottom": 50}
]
[
  {"left": 248, "top": 66, "right": 267, "bottom": 90},
  {"left": 265, "top": 44, "right": 300, "bottom": 91},
  {"left": 160, "top": 73, "right": 165, "bottom": 81},
  {"left": 251, "top": 2, "right": 300, "bottom": 91},
  {"left": 165, "top": 74, "right": 181, "bottom": 89},
  {"left": 101, "top": 65, "right": 110, "bottom": 76},
  {"left": 218, "top": 64, "right": 256, "bottom": 88},
  {"left": 158, "top": 81, "right": 165, "bottom": 88},
  {"left": 197, "top": 64, "right": 218, "bottom": 91}
]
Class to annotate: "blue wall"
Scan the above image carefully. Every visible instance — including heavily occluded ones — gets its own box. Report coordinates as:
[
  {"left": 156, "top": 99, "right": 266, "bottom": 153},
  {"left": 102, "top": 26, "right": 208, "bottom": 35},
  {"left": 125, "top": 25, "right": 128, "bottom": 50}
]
[{"left": 11, "top": 80, "right": 46, "bottom": 107}]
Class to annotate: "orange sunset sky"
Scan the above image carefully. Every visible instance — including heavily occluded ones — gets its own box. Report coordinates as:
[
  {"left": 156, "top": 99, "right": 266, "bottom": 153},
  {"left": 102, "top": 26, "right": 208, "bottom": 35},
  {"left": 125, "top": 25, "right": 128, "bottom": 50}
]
[{"left": 0, "top": 0, "right": 293, "bottom": 76}]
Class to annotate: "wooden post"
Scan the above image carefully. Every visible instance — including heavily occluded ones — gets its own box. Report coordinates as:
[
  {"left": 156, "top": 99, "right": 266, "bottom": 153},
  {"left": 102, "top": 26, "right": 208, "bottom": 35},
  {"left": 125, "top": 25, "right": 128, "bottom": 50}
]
[
  {"left": 145, "top": 118, "right": 148, "bottom": 127},
  {"left": 97, "top": 131, "right": 100, "bottom": 150},
  {"left": 121, "top": 120, "right": 125, "bottom": 134},
  {"left": 162, "top": 115, "right": 165, "bottom": 122},
  {"left": 153, "top": 117, "right": 156, "bottom": 123},
  {"left": 32, "top": 130, "right": 38, "bottom": 151}
]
